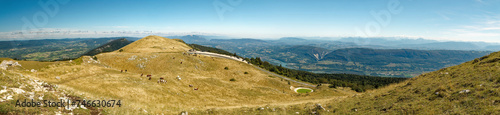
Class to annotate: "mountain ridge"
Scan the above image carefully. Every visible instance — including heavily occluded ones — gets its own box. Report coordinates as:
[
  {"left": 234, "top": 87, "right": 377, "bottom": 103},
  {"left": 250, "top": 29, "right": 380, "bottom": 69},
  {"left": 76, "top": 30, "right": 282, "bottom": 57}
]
[{"left": 82, "top": 38, "right": 133, "bottom": 56}]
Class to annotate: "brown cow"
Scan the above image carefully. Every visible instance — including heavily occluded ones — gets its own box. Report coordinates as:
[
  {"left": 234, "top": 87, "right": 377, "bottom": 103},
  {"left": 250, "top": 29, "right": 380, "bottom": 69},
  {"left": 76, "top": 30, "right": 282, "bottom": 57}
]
[{"left": 157, "top": 77, "right": 167, "bottom": 83}]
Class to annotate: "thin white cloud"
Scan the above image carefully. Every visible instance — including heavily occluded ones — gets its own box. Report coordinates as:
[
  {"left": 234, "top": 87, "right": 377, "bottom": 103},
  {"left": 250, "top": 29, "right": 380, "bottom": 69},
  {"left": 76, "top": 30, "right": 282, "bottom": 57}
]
[
  {"left": 0, "top": 27, "right": 224, "bottom": 41},
  {"left": 442, "top": 12, "right": 500, "bottom": 43}
]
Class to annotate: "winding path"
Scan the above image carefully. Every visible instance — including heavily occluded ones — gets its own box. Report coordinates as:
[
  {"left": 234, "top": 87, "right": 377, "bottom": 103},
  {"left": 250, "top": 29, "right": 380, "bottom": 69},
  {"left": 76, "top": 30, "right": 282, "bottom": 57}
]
[{"left": 188, "top": 51, "right": 316, "bottom": 88}]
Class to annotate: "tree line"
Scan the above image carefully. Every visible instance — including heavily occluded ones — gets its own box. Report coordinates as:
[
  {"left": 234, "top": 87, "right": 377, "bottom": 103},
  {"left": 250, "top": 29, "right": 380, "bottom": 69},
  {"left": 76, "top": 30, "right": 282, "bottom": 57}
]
[
  {"left": 244, "top": 57, "right": 408, "bottom": 92},
  {"left": 190, "top": 44, "right": 408, "bottom": 92}
]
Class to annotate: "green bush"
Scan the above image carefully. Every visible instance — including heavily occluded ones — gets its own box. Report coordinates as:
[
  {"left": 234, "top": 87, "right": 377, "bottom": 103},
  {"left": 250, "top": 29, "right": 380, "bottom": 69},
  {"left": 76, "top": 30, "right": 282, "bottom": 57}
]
[
  {"left": 230, "top": 78, "right": 236, "bottom": 81},
  {"left": 244, "top": 72, "right": 249, "bottom": 74},
  {"left": 224, "top": 67, "right": 229, "bottom": 70}
]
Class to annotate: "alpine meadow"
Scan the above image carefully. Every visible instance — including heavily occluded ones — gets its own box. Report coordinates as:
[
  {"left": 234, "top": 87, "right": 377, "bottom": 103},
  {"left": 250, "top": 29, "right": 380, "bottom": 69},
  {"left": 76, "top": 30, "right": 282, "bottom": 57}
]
[{"left": 1, "top": 0, "right": 499, "bottom": 114}]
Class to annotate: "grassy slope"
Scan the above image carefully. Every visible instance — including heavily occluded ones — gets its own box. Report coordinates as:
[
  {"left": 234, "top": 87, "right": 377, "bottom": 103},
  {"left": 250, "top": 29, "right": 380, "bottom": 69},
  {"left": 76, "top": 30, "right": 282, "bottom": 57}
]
[
  {"left": 0, "top": 68, "right": 100, "bottom": 114},
  {"left": 300, "top": 51, "right": 500, "bottom": 114},
  {"left": 16, "top": 35, "right": 349, "bottom": 114},
  {"left": 191, "top": 52, "right": 500, "bottom": 115},
  {"left": 17, "top": 61, "right": 56, "bottom": 70},
  {"left": 1, "top": 57, "right": 56, "bottom": 70}
]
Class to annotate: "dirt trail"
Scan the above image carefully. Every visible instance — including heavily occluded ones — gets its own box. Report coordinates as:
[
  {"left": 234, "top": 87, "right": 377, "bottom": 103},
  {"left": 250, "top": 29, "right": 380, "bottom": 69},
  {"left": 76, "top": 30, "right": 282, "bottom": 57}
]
[{"left": 204, "top": 96, "right": 348, "bottom": 110}]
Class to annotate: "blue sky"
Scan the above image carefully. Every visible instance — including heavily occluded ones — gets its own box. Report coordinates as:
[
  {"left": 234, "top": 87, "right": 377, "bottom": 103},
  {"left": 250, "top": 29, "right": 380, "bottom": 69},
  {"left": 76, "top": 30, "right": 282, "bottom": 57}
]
[{"left": 0, "top": 0, "right": 499, "bottom": 43}]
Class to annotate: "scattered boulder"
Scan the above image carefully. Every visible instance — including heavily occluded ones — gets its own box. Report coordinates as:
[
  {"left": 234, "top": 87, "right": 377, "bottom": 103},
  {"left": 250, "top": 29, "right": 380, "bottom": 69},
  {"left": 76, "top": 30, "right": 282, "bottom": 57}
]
[
  {"left": 179, "top": 111, "right": 188, "bottom": 115},
  {"left": 0, "top": 60, "right": 22, "bottom": 70},
  {"left": 54, "top": 111, "right": 62, "bottom": 115},
  {"left": 38, "top": 95, "right": 44, "bottom": 100},
  {"left": 80, "top": 105, "right": 87, "bottom": 109},
  {"left": 128, "top": 55, "right": 137, "bottom": 60},
  {"left": 0, "top": 86, "right": 7, "bottom": 94},
  {"left": 3, "top": 95, "right": 13, "bottom": 100},
  {"left": 315, "top": 104, "right": 326, "bottom": 111},
  {"left": 459, "top": 89, "right": 471, "bottom": 94},
  {"left": 10, "top": 88, "right": 25, "bottom": 94}
]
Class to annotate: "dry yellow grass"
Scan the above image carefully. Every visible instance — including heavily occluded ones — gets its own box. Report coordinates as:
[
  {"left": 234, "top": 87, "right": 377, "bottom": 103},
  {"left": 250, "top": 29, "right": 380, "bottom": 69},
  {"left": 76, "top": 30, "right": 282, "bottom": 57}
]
[
  {"left": 16, "top": 35, "right": 499, "bottom": 114},
  {"left": 9, "top": 36, "right": 348, "bottom": 114},
  {"left": 289, "top": 51, "right": 500, "bottom": 114},
  {"left": 0, "top": 57, "right": 56, "bottom": 70},
  {"left": 0, "top": 58, "right": 13, "bottom": 62},
  {"left": 189, "top": 52, "right": 500, "bottom": 114},
  {"left": 119, "top": 35, "right": 191, "bottom": 53},
  {"left": 17, "top": 61, "right": 56, "bottom": 70}
]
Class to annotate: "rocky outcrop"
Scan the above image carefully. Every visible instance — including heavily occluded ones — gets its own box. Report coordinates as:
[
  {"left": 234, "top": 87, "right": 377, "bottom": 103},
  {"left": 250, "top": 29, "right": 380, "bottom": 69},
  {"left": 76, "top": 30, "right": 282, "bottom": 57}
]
[{"left": 0, "top": 60, "right": 21, "bottom": 70}]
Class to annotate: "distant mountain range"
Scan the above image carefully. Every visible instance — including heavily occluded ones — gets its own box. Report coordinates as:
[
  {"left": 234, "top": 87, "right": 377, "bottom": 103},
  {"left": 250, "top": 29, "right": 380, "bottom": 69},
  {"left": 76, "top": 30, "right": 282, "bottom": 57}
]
[
  {"left": 0, "top": 37, "right": 139, "bottom": 61},
  {"left": 0, "top": 35, "right": 496, "bottom": 77},
  {"left": 172, "top": 35, "right": 496, "bottom": 77},
  {"left": 171, "top": 35, "right": 500, "bottom": 51}
]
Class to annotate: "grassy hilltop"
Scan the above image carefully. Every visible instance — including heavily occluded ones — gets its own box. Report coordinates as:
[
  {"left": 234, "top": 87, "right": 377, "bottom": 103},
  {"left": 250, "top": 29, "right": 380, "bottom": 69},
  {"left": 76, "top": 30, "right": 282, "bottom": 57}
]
[{"left": 0, "top": 35, "right": 352, "bottom": 114}]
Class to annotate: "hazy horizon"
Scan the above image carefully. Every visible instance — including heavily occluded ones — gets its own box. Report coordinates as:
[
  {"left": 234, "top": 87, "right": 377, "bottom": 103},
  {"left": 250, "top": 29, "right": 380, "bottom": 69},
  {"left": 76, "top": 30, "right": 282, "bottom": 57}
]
[{"left": 1, "top": 0, "right": 499, "bottom": 43}]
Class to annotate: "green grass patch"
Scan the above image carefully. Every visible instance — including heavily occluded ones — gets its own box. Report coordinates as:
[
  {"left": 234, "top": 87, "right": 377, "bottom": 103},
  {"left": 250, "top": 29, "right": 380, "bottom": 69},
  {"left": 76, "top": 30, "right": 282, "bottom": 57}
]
[{"left": 296, "top": 88, "right": 312, "bottom": 93}]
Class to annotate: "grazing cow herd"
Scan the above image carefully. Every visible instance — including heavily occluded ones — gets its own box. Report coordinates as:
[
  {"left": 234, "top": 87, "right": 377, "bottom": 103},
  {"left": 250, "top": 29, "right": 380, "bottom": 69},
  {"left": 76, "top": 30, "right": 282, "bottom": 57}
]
[
  {"left": 118, "top": 51, "right": 205, "bottom": 91},
  {"left": 136, "top": 73, "right": 199, "bottom": 90}
]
